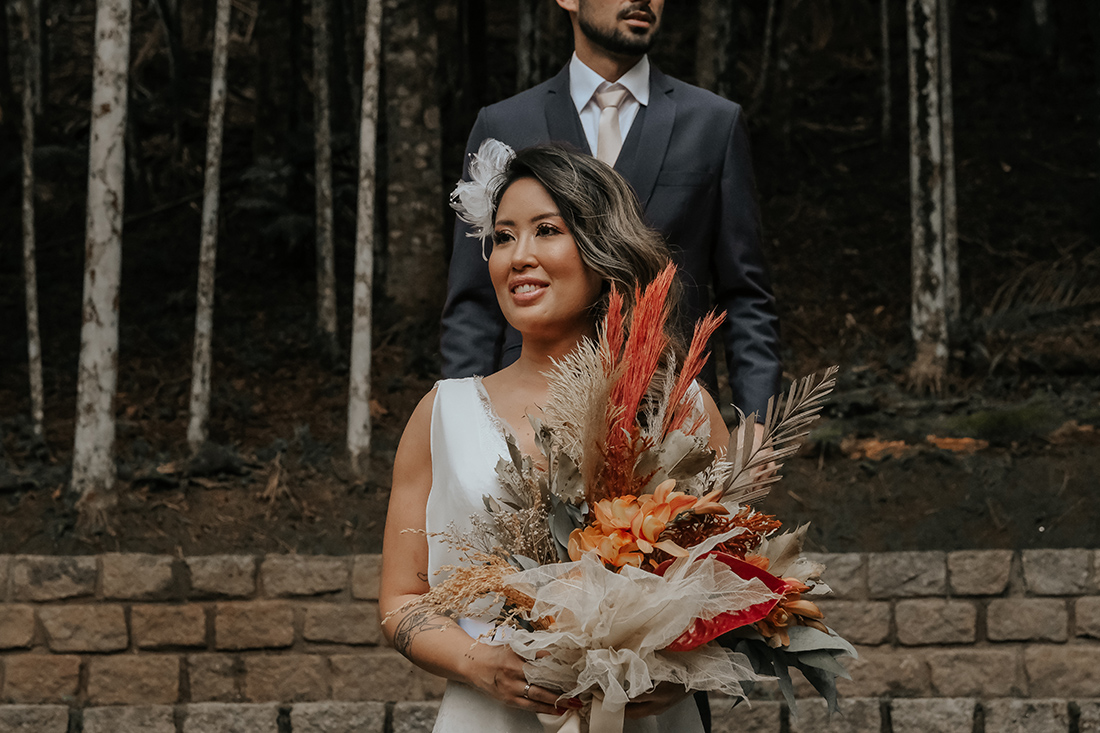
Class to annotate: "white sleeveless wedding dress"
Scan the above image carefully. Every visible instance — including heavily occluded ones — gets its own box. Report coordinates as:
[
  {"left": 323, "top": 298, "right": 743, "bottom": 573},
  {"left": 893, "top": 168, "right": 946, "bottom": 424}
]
[{"left": 425, "top": 377, "right": 705, "bottom": 733}]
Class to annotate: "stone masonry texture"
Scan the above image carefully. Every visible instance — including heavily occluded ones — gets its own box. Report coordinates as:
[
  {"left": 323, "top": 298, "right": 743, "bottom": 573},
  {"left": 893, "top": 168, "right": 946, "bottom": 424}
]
[
  {"left": 1023, "top": 646, "right": 1100, "bottom": 697},
  {"left": 82, "top": 705, "right": 176, "bottom": 733},
  {"left": 1076, "top": 596, "right": 1100, "bottom": 639},
  {"left": 0, "top": 705, "right": 70, "bottom": 733},
  {"left": 1080, "top": 700, "right": 1100, "bottom": 733},
  {"left": 895, "top": 599, "right": 977, "bottom": 645},
  {"left": 1022, "top": 549, "right": 1090, "bottom": 595},
  {"left": 392, "top": 701, "right": 440, "bottom": 733},
  {"left": 814, "top": 600, "right": 890, "bottom": 645},
  {"left": 789, "top": 697, "right": 881, "bottom": 732},
  {"left": 926, "top": 648, "right": 1024, "bottom": 697},
  {"left": 987, "top": 598, "right": 1068, "bottom": 641},
  {"left": 243, "top": 654, "right": 328, "bottom": 702},
  {"left": 0, "top": 555, "right": 10, "bottom": 599},
  {"left": 182, "top": 702, "right": 280, "bottom": 733},
  {"left": 188, "top": 653, "right": 242, "bottom": 702},
  {"left": 0, "top": 604, "right": 36, "bottom": 648},
  {"left": 351, "top": 555, "right": 382, "bottom": 600},
  {"left": 10, "top": 556, "right": 95, "bottom": 601},
  {"left": 262, "top": 555, "right": 348, "bottom": 597},
  {"left": 1, "top": 654, "right": 80, "bottom": 703},
  {"left": 86, "top": 655, "right": 181, "bottom": 705},
  {"left": 100, "top": 553, "right": 175, "bottom": 599},
  {"left": 868, "top": 552, "right": 946, "bottom": 598},
  {"left": 38, "top": 604, "right": 128, "bottom": 652},
  {"left": 186, "top": 555, "right": 257, "bottom": 597},
  {"left": 983, "top": 699, "right": 1071, "bottom": 732},
  {"left": 132, "top": 604, "right": 207, "bottom": 648},
  {"left": 214, "top": 601, "right": 294, "bottom": 649},
  {"left": 1, "top": 548, "right": 1100, "bottom": 729},
  {"left": 947, "top": 550, "right": 1013, "bottom": 595},
  {"left": 891, "top": 698, "right": 975, "bottom": 733},
  {"left": 710, "top": 699, "right": 782, "bottom": 733},
  {"left": 803, "top": 553, "right": 865, "bottom": 599},
  {"left": 291, "top": 701, "right": 386, "bottom": 733},
  {"left": 303, "top": 603, "right": 382, "bottom": 645}
]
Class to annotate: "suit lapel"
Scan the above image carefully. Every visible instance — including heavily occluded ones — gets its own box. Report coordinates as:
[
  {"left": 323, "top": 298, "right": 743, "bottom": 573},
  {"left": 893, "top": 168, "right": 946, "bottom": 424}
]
[
  {"left": 544, "top": 66, "right": 591, "bottom": 155},
  {"left": 616, "top": 66, "right": 675, "bottom": 208}
]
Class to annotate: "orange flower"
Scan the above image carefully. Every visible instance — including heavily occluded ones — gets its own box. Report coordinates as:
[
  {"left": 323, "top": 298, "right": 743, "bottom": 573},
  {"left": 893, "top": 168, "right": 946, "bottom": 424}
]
[
  {"left": 571, "top": 479, "right": 730, "bottom": 569},
  {"left": 755, "top": 578, "right": 827, "bottom": 647}
]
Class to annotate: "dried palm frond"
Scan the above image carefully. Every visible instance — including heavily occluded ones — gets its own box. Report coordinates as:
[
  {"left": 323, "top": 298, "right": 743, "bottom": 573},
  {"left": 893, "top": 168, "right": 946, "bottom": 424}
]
[
  {"left": 719, "top": 366, "right": 838, "bottom": 505},
  {"left": 663, "top": 310, "right": 726, "bottom": 436}
]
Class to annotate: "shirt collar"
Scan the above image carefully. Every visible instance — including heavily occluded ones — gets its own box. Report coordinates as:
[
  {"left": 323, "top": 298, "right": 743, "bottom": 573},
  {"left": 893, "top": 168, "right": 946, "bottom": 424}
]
[{"left": 569, "top": 53, "right": 650, "bottom": 112}]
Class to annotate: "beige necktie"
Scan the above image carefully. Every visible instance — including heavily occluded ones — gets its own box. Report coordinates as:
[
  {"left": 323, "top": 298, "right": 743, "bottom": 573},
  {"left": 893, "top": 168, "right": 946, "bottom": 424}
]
[{"left": 595, "top": 86, "right": 628, "bottom": 165}]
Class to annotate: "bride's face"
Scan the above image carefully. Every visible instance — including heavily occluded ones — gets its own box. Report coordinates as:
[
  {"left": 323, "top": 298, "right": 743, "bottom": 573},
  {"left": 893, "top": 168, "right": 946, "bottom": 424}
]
[{"left": 489, "top": 177, "right": 604, "bottom": 342}]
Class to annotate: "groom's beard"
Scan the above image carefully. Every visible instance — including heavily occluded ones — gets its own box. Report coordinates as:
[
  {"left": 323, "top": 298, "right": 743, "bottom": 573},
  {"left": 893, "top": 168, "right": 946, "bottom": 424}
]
[{"left": 578, "top": 2, "right": 661, "bottom": 57}]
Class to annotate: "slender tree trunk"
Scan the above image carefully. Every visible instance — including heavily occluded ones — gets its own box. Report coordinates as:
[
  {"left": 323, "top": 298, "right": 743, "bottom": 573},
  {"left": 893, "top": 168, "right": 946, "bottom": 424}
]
[
  {"left": 20, "top": 0, "right": 44, "bottom": 439},
  {"left": 906, "top": 0, "right": 949, "bottom": 393},
  {"left": 696, "top": 0, "right": 734, "bottom": 98},
  {"left": 72, "top": 0, "right": 132, "bottom": 529},
  {"left": 289, "top": 0, "right": 303, "bottom": 135},
  {"left": 881, "top": 0, "right": 891, "bottom": 143},
  {"left": 383, "top": 0, "right": 444, "bottom": 315},
  {"left": 347, "top": 0, "right": 381, "bottom": 478},
  {"left": 517, "top": 0, "right": 540, "bottom": 92},
  {"left": 339, "top": 0, "right": 361, "bottom": 130},
  {"left": 749, "top": 0, "right": 777, "bottom": 117},
  {"left": 31, "top": 0, "right": 43, "bottom": 113},
  {"left": 0, "top": 0, "right": 15, "bottom": 129},
  {"left": 313, "top": 0, "right": 338, "bottom": 355},
  {"left": 187, "top": 0, "right": 231, "bottom": 454},
  {"left": 939, "top": 0, "right": 959, "bottom": 324}
]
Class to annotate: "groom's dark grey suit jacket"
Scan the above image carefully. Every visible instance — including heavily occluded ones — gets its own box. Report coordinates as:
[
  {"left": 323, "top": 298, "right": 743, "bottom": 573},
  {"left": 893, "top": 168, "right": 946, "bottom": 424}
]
[{"left": 441, "top": 64, "right": 782, "bottom": 417}]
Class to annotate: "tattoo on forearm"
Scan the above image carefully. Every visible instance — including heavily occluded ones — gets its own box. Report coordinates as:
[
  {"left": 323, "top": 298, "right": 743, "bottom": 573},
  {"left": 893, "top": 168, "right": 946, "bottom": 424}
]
[
  {"left": 393, "top": 605, "right": 452, "bottom": 657},
  {"left": 417, "top": 572, "right": 428, "bottom": 582}
]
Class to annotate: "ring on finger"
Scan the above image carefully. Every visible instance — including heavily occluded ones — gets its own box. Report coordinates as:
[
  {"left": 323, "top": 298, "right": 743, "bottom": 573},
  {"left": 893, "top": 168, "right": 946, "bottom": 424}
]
[{"left": 523, "top": 682, "right": 532, "bottom": 700}]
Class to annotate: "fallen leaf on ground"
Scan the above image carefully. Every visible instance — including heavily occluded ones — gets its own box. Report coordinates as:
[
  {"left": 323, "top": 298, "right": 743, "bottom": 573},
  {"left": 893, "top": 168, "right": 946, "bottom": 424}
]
[{"left": 925, "top": 435, "right": 989, "bottom": 454}]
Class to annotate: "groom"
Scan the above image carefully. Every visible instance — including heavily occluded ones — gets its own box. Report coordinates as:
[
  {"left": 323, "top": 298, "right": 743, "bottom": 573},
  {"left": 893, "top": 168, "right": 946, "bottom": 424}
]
[{"left": 442, "top": 0, "right": 781, "bottom": 420}]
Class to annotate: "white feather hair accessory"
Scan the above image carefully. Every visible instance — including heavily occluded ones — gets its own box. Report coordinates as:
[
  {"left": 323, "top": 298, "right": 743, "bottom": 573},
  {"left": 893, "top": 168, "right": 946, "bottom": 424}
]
[{"left": 449, "top": 138, "right": 516, "bottom": 260}]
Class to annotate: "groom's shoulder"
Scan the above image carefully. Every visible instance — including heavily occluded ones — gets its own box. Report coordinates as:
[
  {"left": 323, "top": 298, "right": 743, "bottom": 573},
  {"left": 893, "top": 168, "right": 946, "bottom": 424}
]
[
  {"left": 659, "top": 71, "right": 744, "bottom": 118},
  {"left": 481, "top": 76, "right": 559, "bottom": 122}
]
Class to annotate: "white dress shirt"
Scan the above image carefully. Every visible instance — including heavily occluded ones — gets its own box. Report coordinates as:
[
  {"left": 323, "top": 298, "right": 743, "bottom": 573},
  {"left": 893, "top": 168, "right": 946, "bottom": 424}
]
[{"left": 569, "top": 53, "right": 651, "bottom": 161}]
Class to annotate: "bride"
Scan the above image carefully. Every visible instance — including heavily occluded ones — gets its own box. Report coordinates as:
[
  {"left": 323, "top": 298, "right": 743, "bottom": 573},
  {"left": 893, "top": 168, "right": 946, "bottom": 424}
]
[{"left": 379, "top": 144, "right": 728, "bottom": 732}]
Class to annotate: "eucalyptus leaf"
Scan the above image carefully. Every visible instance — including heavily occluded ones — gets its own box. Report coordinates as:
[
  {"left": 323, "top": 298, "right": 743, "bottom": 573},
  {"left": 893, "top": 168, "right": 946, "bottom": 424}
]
[
  {"left": 785, "top": 625, "right": 859, "bottom": 658},
  {"left": 512, "top": 554, "right": 541, "bottom": 571},
  {"left": 793, "top": 650, "right": 852, "bottom": 680},
  {"left": 551, "top": 451, "right": 584, "bottom": 503}
]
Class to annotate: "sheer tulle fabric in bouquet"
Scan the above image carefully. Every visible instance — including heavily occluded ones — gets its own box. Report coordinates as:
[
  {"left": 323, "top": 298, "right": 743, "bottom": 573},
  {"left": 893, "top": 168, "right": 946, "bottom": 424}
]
[{"left": 394, "top": 265, "right": 854, "bottom": 732}]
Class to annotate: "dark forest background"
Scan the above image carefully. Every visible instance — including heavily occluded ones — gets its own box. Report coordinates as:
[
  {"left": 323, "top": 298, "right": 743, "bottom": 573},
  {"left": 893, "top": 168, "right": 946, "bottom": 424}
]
[{"left": 0, "top": 0, "right": 1098, "bottom": 555}]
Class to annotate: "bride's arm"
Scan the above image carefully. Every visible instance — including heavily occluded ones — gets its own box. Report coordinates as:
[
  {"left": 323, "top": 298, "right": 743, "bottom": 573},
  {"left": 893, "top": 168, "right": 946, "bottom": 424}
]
[{"left": 378, "top": 389, "right": 569, "bottom": 716}]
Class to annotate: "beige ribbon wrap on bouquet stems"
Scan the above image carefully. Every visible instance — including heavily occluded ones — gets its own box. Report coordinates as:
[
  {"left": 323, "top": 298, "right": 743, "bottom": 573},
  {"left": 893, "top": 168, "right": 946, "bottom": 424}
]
[
  {"left": 504, "top": 530, "right": 778, "bottom": 733},
  {"left": 537, "top": 692, "right": 622, "bottom": 733}
]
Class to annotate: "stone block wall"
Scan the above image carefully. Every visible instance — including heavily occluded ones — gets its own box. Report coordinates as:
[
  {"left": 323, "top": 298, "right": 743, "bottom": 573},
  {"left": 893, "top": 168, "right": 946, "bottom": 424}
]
[{"left": 1, "top": 550, "right": 1098, "bottom": 732}]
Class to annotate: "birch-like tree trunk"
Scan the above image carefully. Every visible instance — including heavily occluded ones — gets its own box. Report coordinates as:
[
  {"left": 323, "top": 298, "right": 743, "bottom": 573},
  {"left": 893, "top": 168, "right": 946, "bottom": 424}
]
[
  {"left": 347, "top": 0, "right": 381, "bottom": 478},
  {"left": 906, "top": 0, "right": 952, "bottom": 393},
  {"left": 187, "top": 0, "right": 232, "bottom": 454},
  {"left": 72, "top": 0, "right": 132, "bottom": 528},
  {"left": 749, "top": 0, "right": 778, "bottom": 118},
  {"left": 939, "top": 0, "right": 959, "bottom": 324},
  {"left": 881, "top": 0, "right": 891, "bottom": 142},
  {"left": 20, "top": 0, "right": 44, "bottom": 439},
  {"left": 517, "top": 0, "right": 540, "bottom": 92},
  {"left": 313, "top": 0, "right": 338, "bottom": 355}
]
